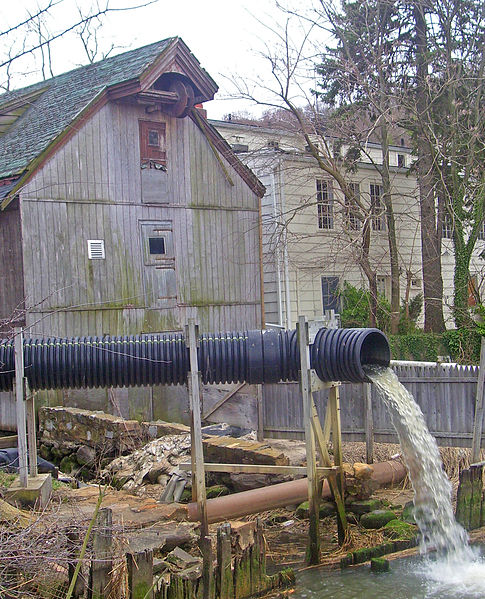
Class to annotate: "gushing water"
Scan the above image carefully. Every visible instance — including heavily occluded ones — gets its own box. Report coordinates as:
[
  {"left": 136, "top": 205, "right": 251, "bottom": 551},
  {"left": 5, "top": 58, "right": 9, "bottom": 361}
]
[{"left": 365, "top": 365, "right": 472, "bottom": 559}]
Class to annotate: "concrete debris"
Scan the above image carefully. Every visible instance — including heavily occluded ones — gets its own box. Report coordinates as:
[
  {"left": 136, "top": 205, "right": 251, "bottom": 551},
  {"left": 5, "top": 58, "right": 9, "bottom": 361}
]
[{"left": 102, "top": 434, "right": 191, "bottom": 491}]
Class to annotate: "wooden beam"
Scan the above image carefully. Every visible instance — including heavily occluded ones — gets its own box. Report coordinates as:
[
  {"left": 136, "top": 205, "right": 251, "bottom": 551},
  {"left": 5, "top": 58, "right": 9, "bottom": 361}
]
[
  {"left": 179, "top": 463, "right": 339, "bottom": 476},
  {"left": 298, "top": 316, "right": 320, "bottom": 565},
  {"left": 186, "top": 320, "right": 211, "bottom": 599},
  {"left": 364, "top": 383, "right": 374, "bottom": 464},
  {"left": 0, "top": 435, "right": 17, "bottom": 449},
  {"left": 202, "top": 382, "right": 247, "bottom": 420},
  {"left": 14, "top": 328, "right": 28, "bottom": 487}
]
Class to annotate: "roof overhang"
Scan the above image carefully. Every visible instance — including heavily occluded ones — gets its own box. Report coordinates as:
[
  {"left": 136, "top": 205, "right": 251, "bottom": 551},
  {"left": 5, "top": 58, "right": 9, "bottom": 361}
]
[{"left": 1, "top": 39, "right": 219, "bottom": 210}]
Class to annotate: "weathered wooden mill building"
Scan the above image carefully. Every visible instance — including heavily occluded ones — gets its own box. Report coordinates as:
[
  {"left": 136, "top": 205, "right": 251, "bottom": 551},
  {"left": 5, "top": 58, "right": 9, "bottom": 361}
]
[{"left": 0, "top": 38, "right": 265, "bottom": 423}]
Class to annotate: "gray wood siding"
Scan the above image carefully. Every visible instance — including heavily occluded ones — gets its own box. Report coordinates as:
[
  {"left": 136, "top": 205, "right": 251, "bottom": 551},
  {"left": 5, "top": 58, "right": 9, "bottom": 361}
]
[
  {"left": 0, "top": 199, "right": 25, "bottom": 321},
  {"left": 19, "top": 101, "right": 262, "bottom": 337}
]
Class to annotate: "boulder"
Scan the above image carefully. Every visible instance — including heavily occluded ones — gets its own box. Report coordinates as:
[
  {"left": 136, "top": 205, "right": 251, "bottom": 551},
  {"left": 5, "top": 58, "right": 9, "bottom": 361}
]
[
  {"left": 382, "top": 519, "right": 417, "bottom": 540},
  {"left": 348, "top": 499, "right": 382, "bottom": 515},
  {"left": 360, "top": 510, "right": 397, "bottom": 529},
  {"left": 295, "top": 501, "right": 336, "bottom": 519},
  {"left": 76, "top": 445, "right": 96, "bottom": 466},
  {"left": 401, "top": 500, "right": 416, "bottom": 523}
]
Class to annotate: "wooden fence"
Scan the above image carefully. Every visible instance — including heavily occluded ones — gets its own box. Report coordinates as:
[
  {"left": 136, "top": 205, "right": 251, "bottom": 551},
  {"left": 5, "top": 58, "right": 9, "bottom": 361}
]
[
  {"left": 0, "top": 361, "right": 481, "bottom": 449},
  {"left": 262, "top": 361, "right": 480, "bottom": 448}
]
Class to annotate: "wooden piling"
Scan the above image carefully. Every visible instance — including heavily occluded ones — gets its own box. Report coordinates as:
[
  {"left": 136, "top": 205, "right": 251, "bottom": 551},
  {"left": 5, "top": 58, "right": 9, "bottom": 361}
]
[
  {"left": 88, "top": 508, "right": 113, "bottom": 599},
  {"left": 127, "top": 550, "right": 153, "bottom": 599}
]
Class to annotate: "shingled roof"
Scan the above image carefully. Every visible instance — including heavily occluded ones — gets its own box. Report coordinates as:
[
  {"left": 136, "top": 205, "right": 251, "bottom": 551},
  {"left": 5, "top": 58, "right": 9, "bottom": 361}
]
[{"left": 0, "top": 38, "right": 177, "bottom": 180}]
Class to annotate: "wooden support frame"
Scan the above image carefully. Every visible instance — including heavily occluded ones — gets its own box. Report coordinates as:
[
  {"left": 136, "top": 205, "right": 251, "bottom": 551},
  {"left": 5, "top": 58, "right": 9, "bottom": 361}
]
[
  {"left": 297, "top": 316, "right": 320, "bottom": 565},
  {"left": 179, "top": 463, "right": 339, "bottom": 476},
  {"left": 185, "top": 319, "right": 211, "bottom": 599},
  {"left": 14, "top": 327, "right": 28, "bottom": 487}
]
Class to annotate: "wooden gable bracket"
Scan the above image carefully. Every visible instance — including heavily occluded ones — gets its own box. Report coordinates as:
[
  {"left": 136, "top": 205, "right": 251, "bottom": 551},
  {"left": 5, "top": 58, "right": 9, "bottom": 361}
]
[{"left": 136, "top": 76, "right": 196, "bottom": 119}]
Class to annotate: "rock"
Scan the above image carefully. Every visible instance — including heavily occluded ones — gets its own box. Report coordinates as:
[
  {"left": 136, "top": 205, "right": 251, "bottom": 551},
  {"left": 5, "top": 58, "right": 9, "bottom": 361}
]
[
  {"left": 295, "top": 501, "right": 336, "bottom": 519},
  {"left": 39, "top": 407, "right": 143, "bottom": 455},
  {"left": 371, "top": 557, "right": 390, "bottom": 573},
  {"left": 353, "top": 462, "right": 374, "bottom": 480},
  {"left": 206, "top": 485, "right": 230, "bottom": 499},
  {"left": 345, "top": 476, "right": 379, "bottom": 500},
  {"left": 228, "top": 473, "right": 289, "bottom": 492},
  {"left": 59, "top": 455, "right": 77, "bottom": 474},
  {"left": 348, "top": 499, "right": 382, "bottom": 515},
  {"left": 165, "top": 547, "right": 201, "bottom": 570},
  {"left": 76, "top": 445, "right": 96, "bottom": 466},
  {"left": 142, "top": 420, "right": 190, "bottom": 439},
  {"left": 382, "top": 519, "right": 417, "bottom": 540},
  {"left": 203, "top": 436, "right": 289, "bottom": 466},
  {"left": 360, "top": 510, "right": 397, "bottom": 529},
  {"left": 39, "top": 444, "right": 52, "bottom": 461},
  {"left": 401, "top": 500, "right": 415, "bottom": 523}
]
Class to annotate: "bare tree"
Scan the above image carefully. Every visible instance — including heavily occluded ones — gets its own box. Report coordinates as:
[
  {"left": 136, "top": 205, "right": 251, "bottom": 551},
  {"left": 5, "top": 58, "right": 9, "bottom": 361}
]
[{"left": 0, "top": 0, "right": 158, "bottom": 88}]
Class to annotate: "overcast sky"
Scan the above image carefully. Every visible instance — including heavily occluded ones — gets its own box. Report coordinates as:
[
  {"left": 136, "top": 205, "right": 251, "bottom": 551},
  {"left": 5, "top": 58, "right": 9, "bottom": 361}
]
[{"left": 1, "top": 0, "right": 317, "bottom": 119}]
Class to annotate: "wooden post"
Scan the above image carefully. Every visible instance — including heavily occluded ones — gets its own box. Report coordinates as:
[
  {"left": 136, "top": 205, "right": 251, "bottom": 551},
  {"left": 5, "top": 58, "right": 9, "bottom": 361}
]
[
  {"left": 14, "top": 327, "right": 28, "bottom": 487},
  {"left": 329, "top": 384, "right": 346, "bottom": 544},
  {"left": 127, "top": 550, "right": 153, "bottom": 599},
  {"left": 472, "top": 336, "right": 485, "bottom": 462},
  {"left": 217, "top": 523, "right": 234, "bottom": 599},
  {"left": 26, "top": 383, "right": 38, "bottom": 478},
  {"left": 256, "top": 384, "right": 264, "bottom": 442},
  {"left": 364, "top": 383, "right": 374, "bottom": 464},
  {"left": 88, "top": 508, "right": 113, "bottom": 599},
  {"left": 185, "top": 319, "right": 211, "bottom": 599},
  {"left": 297, "top": 316, "right": 320, "bottom": 565}
]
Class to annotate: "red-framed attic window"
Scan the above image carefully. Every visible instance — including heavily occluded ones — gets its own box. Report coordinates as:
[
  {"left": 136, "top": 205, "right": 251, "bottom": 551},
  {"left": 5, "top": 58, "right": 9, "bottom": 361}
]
[{"left": 139, "top": 120, "right": 166, "bottom": 167}]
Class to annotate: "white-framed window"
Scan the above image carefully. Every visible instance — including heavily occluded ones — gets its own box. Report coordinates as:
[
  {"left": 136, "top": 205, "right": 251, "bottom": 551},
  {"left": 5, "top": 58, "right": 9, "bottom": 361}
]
[
  {"left": 442, "top": 212, "right": 453, "bottom": 239},
  {"left": 478, "top": 220, "right": 485, "bottom": 241},
  {"left": 317, "top": 179, "right": 334, "bottom": 229},
  {"left": 370, "top": 184, "right": 386, "bottom": 231}
]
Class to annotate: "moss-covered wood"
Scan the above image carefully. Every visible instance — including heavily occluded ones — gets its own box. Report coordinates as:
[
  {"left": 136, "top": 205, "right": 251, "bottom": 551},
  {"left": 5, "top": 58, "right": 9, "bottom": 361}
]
[{"left": 456, "top": 464, "right": 484, "bottom": 531}]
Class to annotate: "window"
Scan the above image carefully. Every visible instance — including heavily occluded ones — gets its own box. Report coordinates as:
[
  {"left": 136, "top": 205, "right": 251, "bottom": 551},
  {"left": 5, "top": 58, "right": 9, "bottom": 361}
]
[
  {"left": 321, "top": 276, "right": 340, "bottom": 312},
  {"left": 317, "top": 180, "right": 334, "bottom": 229},
  {"left": 478, "top": 220, "right": 485, "bottom": 241},
  {"left": 139, "top": 120, "right": 166, "bottom": 168},
  {"left": 267, "top": 140, "right": 280, "bottom": 150},
  {"left": 442, "top": 212, "right": 453, "bottom": 239},
  {"left": 377, "top": 276, "right": 388, "bottom": 298},
  {"left": 344, "top": 183, "right": 361, "bottom": 230},
  {"left": 370, "top": 184, "right": 386, "bottom": 231},
  {"left": 397, "top": 153, "right": 406, "bottom": 168},
  {"left": 149, "top": 237, "right": 166, "bottom": 255}
]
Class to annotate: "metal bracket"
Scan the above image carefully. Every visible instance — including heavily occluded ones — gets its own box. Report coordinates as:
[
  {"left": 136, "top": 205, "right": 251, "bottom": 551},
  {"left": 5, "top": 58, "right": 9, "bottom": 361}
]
[{"left": 308, "top": 320, "right": 326, "bottom": 344}]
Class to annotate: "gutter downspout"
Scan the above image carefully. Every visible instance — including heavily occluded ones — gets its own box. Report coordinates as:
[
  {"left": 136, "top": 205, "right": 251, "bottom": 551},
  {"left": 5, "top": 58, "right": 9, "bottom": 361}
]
[
  {"left": 278, "top": 161, "right": 292, "bottom": 329},
  {"left": 271, "top": 169, "right": 284, "bottom": 327}
]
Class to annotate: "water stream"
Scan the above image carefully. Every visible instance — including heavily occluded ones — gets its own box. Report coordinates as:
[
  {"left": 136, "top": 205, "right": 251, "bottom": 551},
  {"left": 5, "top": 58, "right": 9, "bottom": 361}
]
[
  {"left": 293, "top": 366, "right": 485, "bottom": 598},
  {"left": 365, "top": 365, "right": 471, "bottom": 558}
]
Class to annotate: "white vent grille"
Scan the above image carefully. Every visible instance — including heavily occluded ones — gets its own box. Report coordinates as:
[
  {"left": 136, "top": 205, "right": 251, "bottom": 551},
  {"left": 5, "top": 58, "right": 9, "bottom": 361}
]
[{"left": 87, "top": 240, "right": 105, "bottom": 260}]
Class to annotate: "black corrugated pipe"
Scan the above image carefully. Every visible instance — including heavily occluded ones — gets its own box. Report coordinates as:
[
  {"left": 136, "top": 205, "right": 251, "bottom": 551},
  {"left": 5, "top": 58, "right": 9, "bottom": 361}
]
[{"left": 0, "top": 327, "right": 390, "bottom": 392}]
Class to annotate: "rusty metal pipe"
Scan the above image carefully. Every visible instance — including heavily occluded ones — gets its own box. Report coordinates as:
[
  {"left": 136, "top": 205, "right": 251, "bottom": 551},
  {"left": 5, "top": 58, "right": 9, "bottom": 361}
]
[{"left": 187, "top": 459, "right": 406, "bottom": 523}]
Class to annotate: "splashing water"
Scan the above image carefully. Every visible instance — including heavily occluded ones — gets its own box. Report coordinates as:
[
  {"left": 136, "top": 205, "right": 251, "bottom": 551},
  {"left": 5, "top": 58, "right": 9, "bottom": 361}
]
[
  {"left": 364, "top": 366, "right": 485, "bottom": 596},
  {"left": 365, "top": 366, "right": 473, "bottom": 560}
]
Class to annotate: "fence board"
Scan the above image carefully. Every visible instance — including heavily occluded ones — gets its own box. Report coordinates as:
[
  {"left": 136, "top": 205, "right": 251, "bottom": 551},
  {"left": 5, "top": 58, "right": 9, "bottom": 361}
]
[{"left": 262, "top": 362, "right": 482, "bottom": 447}]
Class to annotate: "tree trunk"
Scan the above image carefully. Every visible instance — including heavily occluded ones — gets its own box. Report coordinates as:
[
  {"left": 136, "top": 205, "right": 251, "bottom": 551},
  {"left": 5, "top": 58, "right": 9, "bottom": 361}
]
[
  {"left": 413, "top": 2, "right": 446, "bottom": 333},
  {"left": 380, "top": 122, "right": 400, "bottom": 334}
]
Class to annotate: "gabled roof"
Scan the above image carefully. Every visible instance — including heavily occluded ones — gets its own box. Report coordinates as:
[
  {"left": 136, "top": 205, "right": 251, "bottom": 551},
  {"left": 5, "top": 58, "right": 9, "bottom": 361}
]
[{"left": 0, "top": 37, "right": 220, "bottom": 206}]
